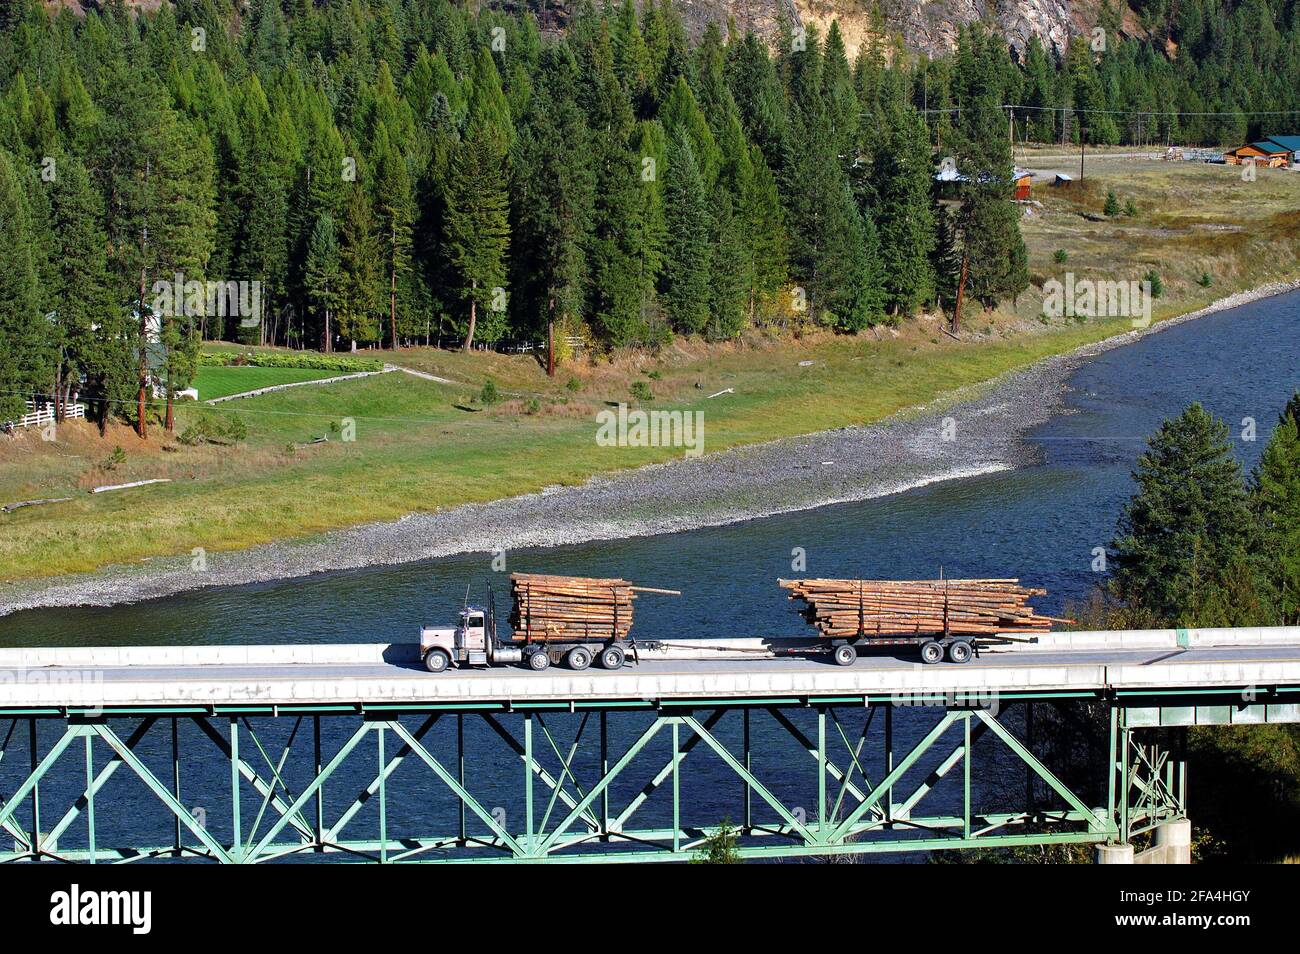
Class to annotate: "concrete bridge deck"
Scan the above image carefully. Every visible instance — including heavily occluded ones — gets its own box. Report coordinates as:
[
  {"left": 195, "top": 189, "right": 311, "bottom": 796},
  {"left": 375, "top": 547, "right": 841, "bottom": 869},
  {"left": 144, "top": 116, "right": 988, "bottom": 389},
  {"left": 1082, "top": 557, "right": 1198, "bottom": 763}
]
[{"left": 2, "top": 626, "right": 1300, "bottom": 711}]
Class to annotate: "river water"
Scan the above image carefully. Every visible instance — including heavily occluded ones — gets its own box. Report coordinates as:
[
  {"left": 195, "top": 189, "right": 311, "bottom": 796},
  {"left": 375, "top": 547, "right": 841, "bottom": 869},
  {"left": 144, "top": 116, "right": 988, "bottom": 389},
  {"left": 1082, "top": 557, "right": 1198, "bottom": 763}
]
[{"left": 1, "top": 292, "right": 1297, "bottom": 860}]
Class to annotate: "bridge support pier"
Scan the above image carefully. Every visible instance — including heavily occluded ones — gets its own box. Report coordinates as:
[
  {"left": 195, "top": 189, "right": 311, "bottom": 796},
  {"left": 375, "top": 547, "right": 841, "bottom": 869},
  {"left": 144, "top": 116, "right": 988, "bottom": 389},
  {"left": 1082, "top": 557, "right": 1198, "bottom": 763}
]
[
  {"left": 1156, "top": 819, "right": 1192, "bottom": 864},
  {"left": 1135, "top": 818, "right": 1192, "bottom": 864},
  {"left": 1095, "top": 842, "right": 1136, "bottom": 864}
]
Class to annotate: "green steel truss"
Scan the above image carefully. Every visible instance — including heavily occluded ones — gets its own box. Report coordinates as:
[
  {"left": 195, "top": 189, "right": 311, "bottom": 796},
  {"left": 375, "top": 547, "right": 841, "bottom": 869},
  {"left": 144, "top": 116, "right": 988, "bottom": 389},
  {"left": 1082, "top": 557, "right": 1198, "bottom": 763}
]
[{"left": 0, "top": 691, "right": 1283, "bottom": 864}]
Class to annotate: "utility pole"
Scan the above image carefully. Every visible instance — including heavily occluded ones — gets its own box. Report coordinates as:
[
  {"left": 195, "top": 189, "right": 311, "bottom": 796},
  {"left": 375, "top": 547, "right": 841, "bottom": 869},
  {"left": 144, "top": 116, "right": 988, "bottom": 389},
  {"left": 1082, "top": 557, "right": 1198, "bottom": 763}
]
[{"left": 1079, "top": 124, "right": 1086, "bottom": 181}]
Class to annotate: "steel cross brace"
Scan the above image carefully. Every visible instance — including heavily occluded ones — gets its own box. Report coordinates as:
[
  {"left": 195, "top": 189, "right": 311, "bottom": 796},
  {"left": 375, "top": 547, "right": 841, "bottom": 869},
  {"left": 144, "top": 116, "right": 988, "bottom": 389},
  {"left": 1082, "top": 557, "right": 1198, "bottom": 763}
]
[{"left": 192, "top": 716, "right": 316, "bottom": 846}]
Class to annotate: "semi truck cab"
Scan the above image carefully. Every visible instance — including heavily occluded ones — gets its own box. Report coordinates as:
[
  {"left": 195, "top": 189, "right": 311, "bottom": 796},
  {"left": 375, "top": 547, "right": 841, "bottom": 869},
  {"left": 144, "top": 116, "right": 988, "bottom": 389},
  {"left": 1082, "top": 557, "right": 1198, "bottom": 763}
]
[{"left": 420, "top": 605, "right": 525, "bottom": 672}]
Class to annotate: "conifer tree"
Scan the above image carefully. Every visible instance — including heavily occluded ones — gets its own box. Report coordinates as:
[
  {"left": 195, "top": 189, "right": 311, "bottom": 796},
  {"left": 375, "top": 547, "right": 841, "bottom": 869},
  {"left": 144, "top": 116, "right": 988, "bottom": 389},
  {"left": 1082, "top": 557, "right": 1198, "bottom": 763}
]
[
  {"left": 661, "top": 130, "right": 711, "bottom": 334},
  {"left": 304, "top": 213, "right": 343, "bottom": 352},
  {"left": 1253, "top": 394, "right": 1300, "bottom": 623},
  {"left": 874, "top": 105, "right": 936, "bottom": 317},
  {"left": 0, "top": 148, "right": 45, "bottom": 420},
  {"left": 443, "top": 118, "right": 510, "bottom": 350},
  {"left": 1111, "top": 403, "right": 1262, "bottom": 626}
]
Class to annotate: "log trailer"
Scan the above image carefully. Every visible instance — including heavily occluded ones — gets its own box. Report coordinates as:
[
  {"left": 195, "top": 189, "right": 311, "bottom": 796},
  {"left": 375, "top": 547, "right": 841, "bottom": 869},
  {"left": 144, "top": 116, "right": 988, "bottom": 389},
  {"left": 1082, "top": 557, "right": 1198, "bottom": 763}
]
[{"left": 420, "top": 574, "right": 1063, "bottom": 672}]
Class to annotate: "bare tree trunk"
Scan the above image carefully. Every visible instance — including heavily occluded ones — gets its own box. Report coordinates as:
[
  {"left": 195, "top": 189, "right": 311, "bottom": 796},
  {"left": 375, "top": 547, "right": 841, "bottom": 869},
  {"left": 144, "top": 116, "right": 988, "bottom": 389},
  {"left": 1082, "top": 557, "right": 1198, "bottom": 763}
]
[
  {"left": 165, "top": 363, "right": 174, "bottom": 433},
  {"left": 137, "top": 265, "right": 148, "bottom": 440},
  {"left": 463, "top": 280, "right": 477, "bottom": 352},
  {"left": 952, "top": 251, "right": 970, "bottom": 334},
  {"left": 390, "top": 225, "right": 398, "bottom": 351},
  {"left": 547, "top": 292, "right": 556, "bottom": 377}
]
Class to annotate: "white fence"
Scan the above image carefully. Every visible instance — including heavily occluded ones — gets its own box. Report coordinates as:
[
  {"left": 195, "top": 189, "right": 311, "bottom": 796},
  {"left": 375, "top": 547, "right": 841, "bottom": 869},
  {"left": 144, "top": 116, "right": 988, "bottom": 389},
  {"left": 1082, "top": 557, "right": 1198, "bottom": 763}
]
[{"left": 3, "top": 400, "right": 85, "bottom": 432}]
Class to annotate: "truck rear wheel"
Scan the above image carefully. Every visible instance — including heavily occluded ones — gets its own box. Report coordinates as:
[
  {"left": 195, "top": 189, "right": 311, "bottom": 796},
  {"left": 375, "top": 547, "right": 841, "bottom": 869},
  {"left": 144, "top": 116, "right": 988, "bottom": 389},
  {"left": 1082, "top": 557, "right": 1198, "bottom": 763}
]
[
  {"left": 566, "top": 646, "right": 593, "bottom": 671},
  {"left": 423, "top": 648, "right": 451, "bottom": 673},
  {"left": 919, "top": 641, "right": 944, "bottom": 665},
  {"left": 833, "top": 644, "right": 857, "bottom": 667},
  {"left": 599, "top": 645, "right": 626, "bottom": 670},
  {"left": 527, "top": 649, "right": 551, "bottom": 671},
  {"left": 947, "top": 640, "right": 973, "bottom": 664}
]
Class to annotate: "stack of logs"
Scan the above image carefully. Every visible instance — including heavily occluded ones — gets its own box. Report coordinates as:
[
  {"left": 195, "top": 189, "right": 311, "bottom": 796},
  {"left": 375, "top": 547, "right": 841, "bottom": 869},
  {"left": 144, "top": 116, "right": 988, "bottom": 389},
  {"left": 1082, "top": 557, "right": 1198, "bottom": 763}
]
[
  {"left": 510, "top": 573, "right": 677, "bottom": 643},
  {"left": 779, "top": 578, "right": 1067, "bottom": 638}
]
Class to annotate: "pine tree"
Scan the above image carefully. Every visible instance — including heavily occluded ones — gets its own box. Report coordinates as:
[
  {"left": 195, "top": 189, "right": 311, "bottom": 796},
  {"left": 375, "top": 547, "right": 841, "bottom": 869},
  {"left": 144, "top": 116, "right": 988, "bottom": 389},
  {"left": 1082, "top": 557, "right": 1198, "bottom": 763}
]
[
  {"left": 739, "top": 145, "right": 788, "bottom": 323},
  {"left": 443, "top": 118, "right": 510, "bottom": 350},
  {"left": 874, "top": 105, "right": 936, "bottom": 317},
  {"left": 707, "top": 187, "right": 749, "bottom": 340},
  {"left": 661, "top": 130, "right": 711, "bottom": 335},
  {"left": 1111, "top": 403, "right": 1262, "bottom": 626},
  {"left": 0, "top": 148, "right": 45, "bottom": 420},
  {"left": 1253, "top": 393, "right": 1300, "bottom": 623},
  {"left": 338, "top": 183, "right": 383, "bottom": 345},
  {"left": 950, "top": 26, "right": 1029, "bottom": 312},
  {"left": 512, "top": 54, "right": 596, "bottom": 369},
  {"left": 304, "top": 214, "right": 343, "bottom": 352},
  {"left": 45, "top": 153, "right": 116, "bottom": 423},
  {"left": 373, "top": 125, "right": 414, "bottom": 348}
]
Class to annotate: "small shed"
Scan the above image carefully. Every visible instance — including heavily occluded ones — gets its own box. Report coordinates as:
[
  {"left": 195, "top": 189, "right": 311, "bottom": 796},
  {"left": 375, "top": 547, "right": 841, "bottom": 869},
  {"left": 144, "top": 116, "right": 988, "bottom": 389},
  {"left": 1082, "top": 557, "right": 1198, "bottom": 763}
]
[
  {"left": 1223, "top": 142, "right": 1291, "bottom": 167},
  {"left": 1053, "top": 172, "right": 1074, "bottom": 187},
  {"left": 1266, "top": 136, "right": 1300, "bottom": 164},
  {"left": 1013, "top": 169, "right": 1032, "bottom": 201}
]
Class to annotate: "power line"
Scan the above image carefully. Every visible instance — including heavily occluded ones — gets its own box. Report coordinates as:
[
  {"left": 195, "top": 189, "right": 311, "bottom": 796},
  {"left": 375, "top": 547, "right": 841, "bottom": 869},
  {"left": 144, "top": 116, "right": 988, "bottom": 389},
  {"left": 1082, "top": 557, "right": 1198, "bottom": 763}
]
[{"left": 918, "top": 104, "right": 1300, "bottom": 119}]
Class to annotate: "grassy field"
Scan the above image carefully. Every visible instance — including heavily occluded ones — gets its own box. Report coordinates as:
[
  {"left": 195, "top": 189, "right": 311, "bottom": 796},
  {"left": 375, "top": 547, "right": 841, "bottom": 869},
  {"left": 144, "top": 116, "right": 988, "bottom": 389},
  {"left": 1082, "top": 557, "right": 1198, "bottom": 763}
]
[
  {"left": 193, "top": 365, "right": 344, "bottom": 401},
  {"left": 2, "top": 159, "right": 1298, "bottom": 582}
]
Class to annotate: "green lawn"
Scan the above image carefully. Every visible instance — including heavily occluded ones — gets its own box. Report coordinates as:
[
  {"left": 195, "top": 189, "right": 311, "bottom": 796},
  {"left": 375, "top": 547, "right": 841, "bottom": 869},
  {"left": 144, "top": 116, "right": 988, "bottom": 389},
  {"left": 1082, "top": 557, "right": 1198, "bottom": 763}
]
[{"left": 194, "top": 365, "right": 345, "bottom": 401}]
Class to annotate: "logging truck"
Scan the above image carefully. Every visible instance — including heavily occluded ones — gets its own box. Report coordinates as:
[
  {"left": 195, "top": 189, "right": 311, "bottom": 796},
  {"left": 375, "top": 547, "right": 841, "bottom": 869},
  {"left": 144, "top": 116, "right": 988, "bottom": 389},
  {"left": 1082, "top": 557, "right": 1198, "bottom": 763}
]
[{"left": 419, "top": 574, "right": 1060, "bottom": 672}]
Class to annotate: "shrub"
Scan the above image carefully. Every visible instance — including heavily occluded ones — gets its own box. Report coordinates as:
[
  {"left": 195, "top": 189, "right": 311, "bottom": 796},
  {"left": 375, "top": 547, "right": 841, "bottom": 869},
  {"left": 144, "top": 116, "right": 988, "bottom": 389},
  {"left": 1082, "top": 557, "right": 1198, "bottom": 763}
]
[
  {"left": 179, "top": 412, "right": 248, "bottom": 445},
  {"left": 1052, "top": 249, "right": 1068, "bottom": 264},
  {"left": 478, "top": 379, "right": 500, "bottom": 405},
  {"left": 564, "top": 376, "right": 582, "bottom": 392},
  {"left": 630, "top": 380, "right": 654, "bottom": 403},
  {"left": 1198, "top": 272, "right": 1214, "bottom": 287},
  {"left": 1124, "top": 198, "right": 1138, "bottom": 217},
  {"left": 200, "top": 351, "right": 383, "bottom": 373},
  {"left": 1104, "top": 189, "right": 1120, "bottom": 217},
  {"left": 101, "top": 445, "right": 126, "bottom": 470},
  {"left": 1144, "top": 269, "right": 1164, "bottom": 297}
]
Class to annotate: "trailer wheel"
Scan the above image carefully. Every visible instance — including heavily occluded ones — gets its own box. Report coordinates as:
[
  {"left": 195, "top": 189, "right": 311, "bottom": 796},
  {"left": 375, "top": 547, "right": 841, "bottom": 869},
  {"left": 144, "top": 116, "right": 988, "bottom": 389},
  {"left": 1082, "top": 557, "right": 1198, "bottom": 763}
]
[
  {"left": 423, "top": 648, "right": 451, "bottom": 673},
  {"left": 527, "top": 649, "right": 551, "bottom": 672},
  {"left": 947, "top": 640, "right": 973, "bottom": 664},
  {"left": 566, "top": 646, "right": 593, "bottom": 671},
  {"left": 919, "top": 641, "right": 944, "bottom": 665},
  {"left": 599, "top": 646, "right": 626, "bottom": 670},
  {"left": 833, "top": 644, "right": 857, "bottom": 667}
]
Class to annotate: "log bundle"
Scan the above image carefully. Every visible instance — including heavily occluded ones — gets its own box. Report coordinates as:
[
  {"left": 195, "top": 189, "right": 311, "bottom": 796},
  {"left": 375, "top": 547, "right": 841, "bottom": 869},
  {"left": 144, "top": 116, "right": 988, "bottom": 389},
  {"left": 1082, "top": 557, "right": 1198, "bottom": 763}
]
[
  {"left": 779, "top": 578, "right": 1067, "bottom": 638},
  {"left": 510, "top": 573, "right": 678, "bottom": 643}
]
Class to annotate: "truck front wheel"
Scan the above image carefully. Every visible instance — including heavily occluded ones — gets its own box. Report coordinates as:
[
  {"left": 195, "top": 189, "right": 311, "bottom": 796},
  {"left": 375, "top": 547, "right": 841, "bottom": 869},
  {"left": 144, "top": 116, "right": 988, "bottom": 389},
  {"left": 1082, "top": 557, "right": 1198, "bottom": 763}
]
[{"left": 424, "top": 648, "right": 451, "bottom": 673}]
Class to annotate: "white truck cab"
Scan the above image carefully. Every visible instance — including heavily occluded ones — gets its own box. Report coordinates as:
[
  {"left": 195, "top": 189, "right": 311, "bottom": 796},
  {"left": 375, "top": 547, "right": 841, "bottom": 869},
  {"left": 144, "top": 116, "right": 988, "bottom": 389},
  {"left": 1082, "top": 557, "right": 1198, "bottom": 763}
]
[{"left": 420, "top": 606, "right": 524, "bottom": 672}]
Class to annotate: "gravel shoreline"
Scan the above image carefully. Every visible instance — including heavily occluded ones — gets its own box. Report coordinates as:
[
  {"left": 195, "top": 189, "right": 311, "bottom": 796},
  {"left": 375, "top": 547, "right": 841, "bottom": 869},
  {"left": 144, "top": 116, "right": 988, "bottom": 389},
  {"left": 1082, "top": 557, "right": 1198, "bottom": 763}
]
[{"left": 3, "top": 279, "right": 1297, "bottom": 618}]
